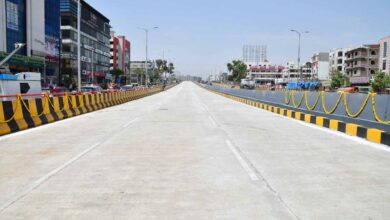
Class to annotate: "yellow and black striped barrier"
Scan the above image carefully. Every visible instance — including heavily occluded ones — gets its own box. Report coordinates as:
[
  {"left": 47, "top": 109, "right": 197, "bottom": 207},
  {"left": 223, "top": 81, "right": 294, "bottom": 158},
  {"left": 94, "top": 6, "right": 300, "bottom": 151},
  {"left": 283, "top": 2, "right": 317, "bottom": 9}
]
[
  {"left": 0, "top": 86, "right": 167, "bottom": 136},
  {"left": 205, "top": 88, "right": 390, "bottom": 146}
]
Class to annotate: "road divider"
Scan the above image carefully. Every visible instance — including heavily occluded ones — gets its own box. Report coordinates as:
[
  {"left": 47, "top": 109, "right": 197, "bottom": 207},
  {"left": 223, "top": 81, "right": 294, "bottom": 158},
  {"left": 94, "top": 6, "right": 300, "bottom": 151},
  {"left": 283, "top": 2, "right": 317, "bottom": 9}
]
[
  {"left": 201, "top": 85, "right": 390, "bottom": 146},
  {"left": 0, "top": 86, "right": 174, "bottom": 136}
]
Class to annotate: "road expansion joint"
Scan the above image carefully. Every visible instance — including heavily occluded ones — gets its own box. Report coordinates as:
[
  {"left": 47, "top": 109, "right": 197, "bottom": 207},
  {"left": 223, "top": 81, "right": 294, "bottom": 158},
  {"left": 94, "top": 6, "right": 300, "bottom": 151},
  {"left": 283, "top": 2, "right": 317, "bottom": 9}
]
[{"left": 191, "top": 85, "right": 301, "bottom": 220}]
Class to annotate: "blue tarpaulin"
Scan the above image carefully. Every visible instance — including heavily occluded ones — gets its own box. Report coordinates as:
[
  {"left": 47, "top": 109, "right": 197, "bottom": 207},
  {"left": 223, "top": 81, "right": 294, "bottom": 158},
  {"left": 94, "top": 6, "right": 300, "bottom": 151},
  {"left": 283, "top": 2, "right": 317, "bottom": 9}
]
[
  {"left": 287, "top": 82, "right": 320, "bottom": 90},
  {"left": 0, "top": 74, "right": 18, "bottom": 81}
]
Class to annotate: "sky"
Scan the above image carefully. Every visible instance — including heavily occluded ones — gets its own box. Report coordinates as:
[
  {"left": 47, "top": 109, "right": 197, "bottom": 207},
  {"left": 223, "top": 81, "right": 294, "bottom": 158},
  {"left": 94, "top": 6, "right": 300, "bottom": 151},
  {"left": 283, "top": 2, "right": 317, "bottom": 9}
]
[{"left": 87, "top": 0, "right": 390, "bottom": 78}]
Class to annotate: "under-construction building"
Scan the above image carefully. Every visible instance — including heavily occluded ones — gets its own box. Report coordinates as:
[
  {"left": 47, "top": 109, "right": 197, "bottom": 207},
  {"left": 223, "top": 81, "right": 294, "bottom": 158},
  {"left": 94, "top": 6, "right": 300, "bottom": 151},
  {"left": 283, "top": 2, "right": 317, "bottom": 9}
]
[{"left": 242, "top": 45, "right": 267, "bottom": 66}]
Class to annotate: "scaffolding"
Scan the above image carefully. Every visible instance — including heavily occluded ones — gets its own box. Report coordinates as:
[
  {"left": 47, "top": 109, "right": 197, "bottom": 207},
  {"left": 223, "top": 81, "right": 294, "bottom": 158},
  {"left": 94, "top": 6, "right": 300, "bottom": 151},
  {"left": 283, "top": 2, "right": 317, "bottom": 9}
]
[{"left": 243, "top": 45, "right": 267, "bottom": 65}]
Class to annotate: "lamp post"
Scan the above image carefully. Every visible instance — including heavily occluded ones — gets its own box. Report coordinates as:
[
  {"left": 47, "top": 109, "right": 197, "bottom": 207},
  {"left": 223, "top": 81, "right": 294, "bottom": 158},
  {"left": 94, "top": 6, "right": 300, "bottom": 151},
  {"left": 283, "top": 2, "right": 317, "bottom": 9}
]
[
  {"left": 90, "top": 47, "right": 95, "bottom": 84},
  {"left": 137, "top": 26, "right": 158, "bottom": 87},
  {"left": 0, "top": 43, "right": 26, "bottom": 67},
  {"left": 291, "top": 29, "right": 309, "bottom": 81},
  {"left": 77, "top": 0, "right": 82, "bottom": 91}
]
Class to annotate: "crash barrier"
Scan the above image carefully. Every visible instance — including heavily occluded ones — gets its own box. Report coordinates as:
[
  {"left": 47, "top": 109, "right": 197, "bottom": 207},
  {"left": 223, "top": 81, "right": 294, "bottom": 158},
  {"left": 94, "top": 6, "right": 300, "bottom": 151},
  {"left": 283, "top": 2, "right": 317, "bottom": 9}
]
[
  {"left": 0, "top": 86, "right": 166, "bottom": 136},
  {"left": 285, "top": 91, "right": 387, "bottom": 123},
  {"left": 205, "top": 84, "right": 390, "bottom": 131},
  {"left": 200, "top": 84, "right": 390, "bottom": 146}
]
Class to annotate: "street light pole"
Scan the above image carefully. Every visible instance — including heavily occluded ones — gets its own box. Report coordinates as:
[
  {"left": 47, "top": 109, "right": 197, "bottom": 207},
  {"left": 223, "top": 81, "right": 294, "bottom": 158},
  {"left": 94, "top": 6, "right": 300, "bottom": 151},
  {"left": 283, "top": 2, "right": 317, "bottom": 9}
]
[
  {"left": 137, "top": 26, "right": 158, "bottom": 87},
  {"left": 91, "top": 48, "right": 94, "bottom": 84},
  {"left": 145, "top": 29, "right": 148, "bottom": 86},
  {"left": 291, "top": 29, "right": 309, "bottom": 81},
  {"left": 77, "top": 0, "right": 82, "bottom": 91}
]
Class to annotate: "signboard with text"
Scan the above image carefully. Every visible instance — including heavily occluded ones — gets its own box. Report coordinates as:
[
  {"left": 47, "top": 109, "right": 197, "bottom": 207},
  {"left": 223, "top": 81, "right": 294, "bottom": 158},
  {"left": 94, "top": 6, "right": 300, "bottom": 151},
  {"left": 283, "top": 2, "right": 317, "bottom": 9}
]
[{"left": 6, "top": 2, "right": 19, "bottom": 31}]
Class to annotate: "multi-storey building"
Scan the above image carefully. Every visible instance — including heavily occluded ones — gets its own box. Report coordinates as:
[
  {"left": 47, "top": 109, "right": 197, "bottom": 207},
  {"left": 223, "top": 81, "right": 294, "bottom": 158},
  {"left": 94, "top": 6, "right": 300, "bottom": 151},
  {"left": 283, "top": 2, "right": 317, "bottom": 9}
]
[
  {"left": 60, "top": 0, "right": 111, "bottom": 85},
  {"left": 248, "top": 61, "right": 313, "bottom": 86},
  {"left": 110, "top": 31, "right": 131, "bottom": 84},
  {"left": 345, "top": 45, "right": 379, "bottom": 85},
  {"left": 329, "top": 48, "right": 350, "bottom": 76},
  {"left": 311, "top": 52, "right": 329, "bottom": 81},
  {"left": 0, "top": 0, "right": 61, "bottom": 83},
  {"left": 282, "top": 62, "right": 313, "bottom": 83},
  {"left": 379, "top": 36, "right": 390, "bottom": 74},
  {"left": 248, "top": 62, "right": 284, "bottom": 85}
]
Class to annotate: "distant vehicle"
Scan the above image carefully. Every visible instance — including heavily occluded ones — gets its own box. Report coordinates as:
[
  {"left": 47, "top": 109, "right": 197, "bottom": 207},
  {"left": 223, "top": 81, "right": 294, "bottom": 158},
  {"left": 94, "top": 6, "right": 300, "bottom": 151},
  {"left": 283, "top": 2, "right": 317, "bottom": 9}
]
[
  {"left": 357, "top": 86, "right": 373, "bottom": 94},
  {"left": 0, "top": 72, "right": 42, "bottom": 99},
  {"left": 120, "top": 85, "right": 134, "bottom": 91},
  {"left": 42, "top": 86, "right": 68, "bottom": 94},
  {"left": 240, "top": 78, "right": 255, "bottom": 89},
  {"left": 107, "top": 84, "right": 121, "bottom": 91},
  {"left": 337, "top": 87, "right": 359, "bottom": 93},
  {"left": 81, "top": 85, "right": 103, "bottom": 93}
]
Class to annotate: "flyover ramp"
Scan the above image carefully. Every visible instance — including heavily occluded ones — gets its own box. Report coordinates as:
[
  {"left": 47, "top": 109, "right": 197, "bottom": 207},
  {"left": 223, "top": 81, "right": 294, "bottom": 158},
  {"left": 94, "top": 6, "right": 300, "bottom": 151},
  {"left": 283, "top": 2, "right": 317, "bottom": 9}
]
[{"left": 0, "top": 82, "right": 389, "bottom": 219}]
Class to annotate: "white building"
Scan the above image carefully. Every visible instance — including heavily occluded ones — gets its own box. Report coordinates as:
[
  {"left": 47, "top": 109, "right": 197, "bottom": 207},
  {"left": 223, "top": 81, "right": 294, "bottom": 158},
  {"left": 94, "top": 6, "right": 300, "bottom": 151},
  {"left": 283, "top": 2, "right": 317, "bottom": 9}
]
[
  {"left": 248, "top": 61, "right": 313, "bottom": 86},
  {"left": 248, "top": 62, "right": 284, "bottom": 85},
  {"left": 329, "top": 48, "right": 350, "bottom": 76},
  {"left": 311, "top": 52, "right": 329, "bottom": 81}
]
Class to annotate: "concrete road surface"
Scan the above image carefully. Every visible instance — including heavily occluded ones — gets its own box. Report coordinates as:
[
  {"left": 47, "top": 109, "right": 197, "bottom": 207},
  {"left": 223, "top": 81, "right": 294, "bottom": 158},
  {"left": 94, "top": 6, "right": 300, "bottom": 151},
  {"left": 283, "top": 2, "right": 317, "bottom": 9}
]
[{"left": 0, "top": 82, "right": 390, "bottom": 220}]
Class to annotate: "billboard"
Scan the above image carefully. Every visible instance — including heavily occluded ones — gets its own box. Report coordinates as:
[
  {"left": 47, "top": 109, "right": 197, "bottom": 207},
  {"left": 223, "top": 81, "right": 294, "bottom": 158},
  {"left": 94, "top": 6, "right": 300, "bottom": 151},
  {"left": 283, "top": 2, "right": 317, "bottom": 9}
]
[
  {"left": 6, "top": 1, "right": 19, "bottom": 31},
  {"left": 45, "top": 36, "right": 60, "bottom": 62}
]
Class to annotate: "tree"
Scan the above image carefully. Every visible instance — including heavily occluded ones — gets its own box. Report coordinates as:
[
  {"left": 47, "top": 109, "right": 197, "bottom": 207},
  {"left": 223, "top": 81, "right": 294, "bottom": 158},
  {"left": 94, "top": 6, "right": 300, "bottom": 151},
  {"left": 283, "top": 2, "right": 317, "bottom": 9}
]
[
  {"left": 227, "top": 60, "right": 248, "bottom": 82},
  {"left": 110, "top": 69, "right": 125, "bottom": 83},
  {"left": 330, "top": 71, "right": 345, "bottom": 89},
  {"left": 153, "top": 60, "right": 175, "bottom": 83},
  {"left": 167, "top": 62, "right": 174, "bottom": 75},
  {"left": 371, "top": 71, "right": 390, "bottom": 92}
]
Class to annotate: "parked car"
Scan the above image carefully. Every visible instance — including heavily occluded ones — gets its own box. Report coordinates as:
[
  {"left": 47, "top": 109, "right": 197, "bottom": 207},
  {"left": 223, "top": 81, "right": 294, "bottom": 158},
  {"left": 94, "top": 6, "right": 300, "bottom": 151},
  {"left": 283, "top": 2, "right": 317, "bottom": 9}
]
[
  {"left": 42, "top": 86, "right": 68, "bottom": 94},
  {"left": 337, "top": 87, "right": 359, "bottom": 93},
  {"left": 357, "top": 86, "right": 373, "bottom": 94},
  {"left": 81, "top": 85, "right": 103, "bottom": 93},
  {"left": 120, "top": 85, "right": 134, "bottom": 91},
  {"left": 107, "top": 84, "right": 121, "bottom": 91}
]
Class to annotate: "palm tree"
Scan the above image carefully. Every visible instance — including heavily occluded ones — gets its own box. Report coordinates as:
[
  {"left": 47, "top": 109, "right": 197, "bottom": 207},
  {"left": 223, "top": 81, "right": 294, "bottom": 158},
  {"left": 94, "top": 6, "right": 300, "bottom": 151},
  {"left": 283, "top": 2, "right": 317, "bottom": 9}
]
[{"left": 227, "top": 60, "right": 248, "bottom": 82}]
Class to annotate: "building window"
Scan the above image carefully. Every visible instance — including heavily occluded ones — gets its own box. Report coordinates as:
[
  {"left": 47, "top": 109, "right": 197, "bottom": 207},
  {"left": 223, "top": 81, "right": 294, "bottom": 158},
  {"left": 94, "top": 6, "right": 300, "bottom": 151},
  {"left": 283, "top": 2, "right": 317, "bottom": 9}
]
[
  {"left": 384, "top": 42, "right": 388, "bottom": 58},
  {"left": 371, "top": 60, "right": 376, "bottom": 65},
  {"left": 384, "top": 60, "right": 387, "bottom": 70},
  {"left": 338, "top": 52, "right": 343, "bottom": 57},
  {"left": 371, "top": 51, "right": 376, "bottom": 55}
]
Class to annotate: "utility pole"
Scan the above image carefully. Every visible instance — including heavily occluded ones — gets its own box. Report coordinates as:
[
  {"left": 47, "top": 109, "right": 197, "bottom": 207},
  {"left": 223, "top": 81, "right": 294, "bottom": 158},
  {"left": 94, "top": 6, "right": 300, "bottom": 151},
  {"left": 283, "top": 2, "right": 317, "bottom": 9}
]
[
  {"left": 137, "top": 26, "right": 158, "bottom": 87},
  {"left": 291, "top": 29, "right": 309, "bottom": 82}
]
